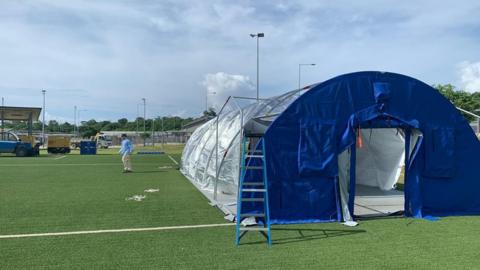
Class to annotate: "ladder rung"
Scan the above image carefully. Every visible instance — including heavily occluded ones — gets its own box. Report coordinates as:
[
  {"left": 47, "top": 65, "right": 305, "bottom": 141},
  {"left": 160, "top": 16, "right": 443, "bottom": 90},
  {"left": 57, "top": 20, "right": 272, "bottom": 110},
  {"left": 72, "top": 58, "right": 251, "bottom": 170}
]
[
  {"left": 240, "top": 213, "right": 265, "bottom": 217},
  {"left": 243, "top": 188, "right": 266, "bottom": 192},
  {"left": 242, "top": 182, "right": 264, "bottom": 186},
  {"left": 247, "top": 150, "right": 263, "bottom": 154},
  {"left": 246, "top": 155, "right": 264, "bottom": 158},
  {"left": 241, "top": 198, "right": 264, "bottom": 202},
  {"left": 242, "top": 166, "right": 263, "bottom": 170},
  {"left": 239, "top": 227, "right": 268, "bottom": 231}
]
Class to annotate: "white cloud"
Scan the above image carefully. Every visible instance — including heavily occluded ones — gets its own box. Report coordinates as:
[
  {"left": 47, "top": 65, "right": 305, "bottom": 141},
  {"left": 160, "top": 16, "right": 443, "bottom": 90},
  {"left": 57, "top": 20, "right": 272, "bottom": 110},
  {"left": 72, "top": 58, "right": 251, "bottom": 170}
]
[
  {"left": 458, "top": 61, "right": 480, "bottom": 93},
  {"left": 202, "top": 72, "right": 255, "bottom": 110},
  {"left": 1, "top": 1, "right": 480, "bottom": 120}
]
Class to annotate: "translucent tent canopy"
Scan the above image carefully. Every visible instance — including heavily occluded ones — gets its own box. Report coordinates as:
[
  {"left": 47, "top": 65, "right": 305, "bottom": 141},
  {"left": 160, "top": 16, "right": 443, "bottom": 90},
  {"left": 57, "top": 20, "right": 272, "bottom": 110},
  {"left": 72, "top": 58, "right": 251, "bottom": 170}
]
[{"left": 181, "top": 89, "right": 308, "bottom": 214}]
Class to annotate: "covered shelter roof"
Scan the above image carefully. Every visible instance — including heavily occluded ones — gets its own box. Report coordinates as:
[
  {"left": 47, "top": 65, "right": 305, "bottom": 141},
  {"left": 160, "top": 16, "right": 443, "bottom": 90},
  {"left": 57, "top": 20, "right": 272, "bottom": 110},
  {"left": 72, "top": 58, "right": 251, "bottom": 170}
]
[{"left": 0, "top": 106, "right": 42, "bottom": 121}]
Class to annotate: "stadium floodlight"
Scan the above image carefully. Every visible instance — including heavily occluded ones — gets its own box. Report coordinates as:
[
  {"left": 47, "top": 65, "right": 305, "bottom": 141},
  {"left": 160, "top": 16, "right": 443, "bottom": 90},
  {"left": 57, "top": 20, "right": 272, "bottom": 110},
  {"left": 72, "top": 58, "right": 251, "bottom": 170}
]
[
  {"left": 250, "top": 33, "right": 265, "bottom": 101},
  {"left": 298, "top": 63, "right": 316, "bottom": 90}
]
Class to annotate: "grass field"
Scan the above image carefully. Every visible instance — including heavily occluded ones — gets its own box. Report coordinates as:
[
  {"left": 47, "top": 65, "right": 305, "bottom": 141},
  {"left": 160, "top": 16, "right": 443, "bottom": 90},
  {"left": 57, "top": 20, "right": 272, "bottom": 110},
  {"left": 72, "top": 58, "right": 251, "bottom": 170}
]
[{"left": 1, "top": 146, "right": 480, "bottom": 269}]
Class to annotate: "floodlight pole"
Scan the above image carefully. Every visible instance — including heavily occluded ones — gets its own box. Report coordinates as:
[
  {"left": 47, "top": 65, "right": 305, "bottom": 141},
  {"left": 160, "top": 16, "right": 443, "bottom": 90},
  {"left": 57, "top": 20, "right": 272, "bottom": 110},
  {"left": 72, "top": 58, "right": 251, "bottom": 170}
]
[
  {"left": 142, "top": 98, "right": 146, "bottom": 146},
  {"left": 1, "top": 97, "right": 4, "bottom": 138},
  {"left": 73, "top": 105, "right": 77, "bottom": 136},
  {"left": 136, "top": 104, "right": 140, "bottom": 134},
  {"left": 41, "top": 90, "right": 46, "bottom": 146},
  {"left": 151, "top": 116, "right": 155, "bottom": 147},
  {"left": 161, "top": 116, "right": 164, "bottom": 146},
  {"left": 298, "top": 63, "right": 316, "bottom": 90},
  {"left": 250, "top": 33, "right": 264, "bottom": 101},
  {"left": 77, "top": 109, "right": 87, "bottom": 137},
  {"left": 142, "top": 98, "right": 146, "bottom": 133}
]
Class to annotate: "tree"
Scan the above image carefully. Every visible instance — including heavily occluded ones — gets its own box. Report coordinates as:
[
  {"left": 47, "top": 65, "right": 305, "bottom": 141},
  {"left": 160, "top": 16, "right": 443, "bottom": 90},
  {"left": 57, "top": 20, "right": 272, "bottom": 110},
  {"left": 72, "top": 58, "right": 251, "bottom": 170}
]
[
  {"left": 118, "top": 118, "right": 128, "bottom": 128},
  {"left": 60, "top": 122, "right": 73, "bottom": 133},
  {"left": 435, "top": 84, "right": 480, "bottom": 121},
  {"left": 203, "top": 107, "right": 217, "bottom": 117},
  {"left": 79, "top": 126, "right": 99, "bottom": 138},
  {"left": 47, "top": 120, "right": 60, "bottom": 132},
  {"left": 79, "top": 119, "right": 100, "bottom": 138}
]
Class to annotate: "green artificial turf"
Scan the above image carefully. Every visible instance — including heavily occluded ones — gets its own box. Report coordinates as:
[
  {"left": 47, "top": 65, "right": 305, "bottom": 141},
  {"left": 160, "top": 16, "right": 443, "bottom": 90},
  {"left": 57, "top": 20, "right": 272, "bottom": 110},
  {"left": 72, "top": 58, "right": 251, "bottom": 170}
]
[{"left": 1, "top": 147, "right": 480, "bottom": 269}]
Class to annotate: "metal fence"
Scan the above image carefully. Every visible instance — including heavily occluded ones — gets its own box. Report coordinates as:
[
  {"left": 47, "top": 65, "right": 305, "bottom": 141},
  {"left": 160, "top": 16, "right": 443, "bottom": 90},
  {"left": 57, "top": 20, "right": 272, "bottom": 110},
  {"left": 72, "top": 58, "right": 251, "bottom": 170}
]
[{"left": 110, "top": 131, "right": 191, "bottom": 146}]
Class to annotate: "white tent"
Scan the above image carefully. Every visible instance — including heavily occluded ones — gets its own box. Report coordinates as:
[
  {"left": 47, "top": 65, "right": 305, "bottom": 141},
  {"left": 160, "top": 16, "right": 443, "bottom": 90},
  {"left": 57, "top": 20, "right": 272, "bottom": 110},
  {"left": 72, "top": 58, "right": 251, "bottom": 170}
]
[{"left": 181, "top": 89, "right": 306, "bottom": 214}]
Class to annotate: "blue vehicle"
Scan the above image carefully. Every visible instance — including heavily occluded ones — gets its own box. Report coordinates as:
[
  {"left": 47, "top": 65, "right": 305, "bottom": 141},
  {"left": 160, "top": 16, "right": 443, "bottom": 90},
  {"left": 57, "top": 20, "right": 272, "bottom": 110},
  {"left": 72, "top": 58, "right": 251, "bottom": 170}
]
[{"left": 0, "top": 131, "right": 40, "bottom": 157}]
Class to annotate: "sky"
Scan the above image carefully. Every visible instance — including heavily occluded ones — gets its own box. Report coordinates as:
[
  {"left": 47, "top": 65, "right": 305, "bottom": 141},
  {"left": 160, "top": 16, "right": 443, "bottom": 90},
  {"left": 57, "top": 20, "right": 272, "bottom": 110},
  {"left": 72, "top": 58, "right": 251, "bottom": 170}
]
[{"left": 0, "top": 0, "right": 479, "bottom": 123}]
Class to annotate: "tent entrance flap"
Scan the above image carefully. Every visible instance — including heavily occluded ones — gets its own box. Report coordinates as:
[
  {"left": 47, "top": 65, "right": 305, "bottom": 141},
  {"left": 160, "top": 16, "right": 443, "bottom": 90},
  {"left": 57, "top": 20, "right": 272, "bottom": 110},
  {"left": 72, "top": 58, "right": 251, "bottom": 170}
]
[{"left": 339, "top": 128, "right": 411, "bottom": 220}]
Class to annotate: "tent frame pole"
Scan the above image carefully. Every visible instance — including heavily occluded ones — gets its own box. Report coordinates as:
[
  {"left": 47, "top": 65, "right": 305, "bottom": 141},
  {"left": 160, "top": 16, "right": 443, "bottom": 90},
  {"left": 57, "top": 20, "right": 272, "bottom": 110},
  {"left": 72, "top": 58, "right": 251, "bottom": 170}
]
[
  {"left": 213, "top": 97, "right": 232, "bottom": 201},
  {"left": 348, "top": 142, "right": 357, "bottom": 216},
  {"left": 404, "top": 128, "right": 411, "bottom": 216}
]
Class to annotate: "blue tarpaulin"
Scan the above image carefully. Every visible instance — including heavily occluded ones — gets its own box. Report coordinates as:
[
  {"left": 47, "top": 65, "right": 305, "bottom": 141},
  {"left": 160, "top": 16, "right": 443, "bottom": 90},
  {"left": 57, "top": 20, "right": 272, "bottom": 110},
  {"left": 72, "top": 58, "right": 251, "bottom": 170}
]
[{"left": 255, "top": 71, "right": 480, "bottom": 224}]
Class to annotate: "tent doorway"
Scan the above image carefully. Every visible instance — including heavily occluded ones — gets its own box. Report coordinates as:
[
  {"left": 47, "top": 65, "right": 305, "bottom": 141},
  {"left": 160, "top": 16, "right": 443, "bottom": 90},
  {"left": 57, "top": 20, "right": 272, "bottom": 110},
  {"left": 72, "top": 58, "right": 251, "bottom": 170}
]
[
  {"left": 353, "top": 128, "right": 405, "bottom": 218},
  {"left": 338, "top": 127, "right": 422, "bottom": 221}
]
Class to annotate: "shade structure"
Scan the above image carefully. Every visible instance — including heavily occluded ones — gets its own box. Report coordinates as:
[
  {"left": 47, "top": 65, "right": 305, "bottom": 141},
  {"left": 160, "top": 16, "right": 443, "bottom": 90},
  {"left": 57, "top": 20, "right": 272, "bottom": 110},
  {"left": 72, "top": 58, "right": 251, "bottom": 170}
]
[{"left": 181, "top": 71, "right": 480, "bottom": 224}]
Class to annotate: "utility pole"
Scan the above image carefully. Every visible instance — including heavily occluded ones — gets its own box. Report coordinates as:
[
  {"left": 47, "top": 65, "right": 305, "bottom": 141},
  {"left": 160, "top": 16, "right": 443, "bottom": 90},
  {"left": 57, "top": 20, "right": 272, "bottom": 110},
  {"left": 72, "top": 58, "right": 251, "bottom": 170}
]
[
  {"left": 136, "top": 104, "right": 140, "bottom": 134},
  {"left": 42, "top": 90, "right": 46, "bottom": 147},
  {"left": 151, "top": 116, "right": 155, "bottom": 147},
  {"left": 73, "top": 105, "right": 77, "bottom": 136},
  {"left": 161, "top": 116, "right": 164, "bottom": 147},
  {"left": 1, "top": 97, "right": 4, "bottom": 140},
  {"left": 142, "top": 98, "right": 146, "bottom": 132},
  {"left": 142, "top": 98, "right": 146, "bottom": 146},
  {"left": 250, "top": 33, "right": 264, "bottom": 101}
]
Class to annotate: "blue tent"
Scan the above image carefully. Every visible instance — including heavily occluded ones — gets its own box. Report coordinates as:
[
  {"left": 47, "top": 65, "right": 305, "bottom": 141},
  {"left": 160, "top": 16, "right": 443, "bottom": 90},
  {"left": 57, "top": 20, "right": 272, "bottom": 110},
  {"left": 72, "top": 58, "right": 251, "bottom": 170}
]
[{"left": 243, "top": 71, "right": 480, "bottom": 224}]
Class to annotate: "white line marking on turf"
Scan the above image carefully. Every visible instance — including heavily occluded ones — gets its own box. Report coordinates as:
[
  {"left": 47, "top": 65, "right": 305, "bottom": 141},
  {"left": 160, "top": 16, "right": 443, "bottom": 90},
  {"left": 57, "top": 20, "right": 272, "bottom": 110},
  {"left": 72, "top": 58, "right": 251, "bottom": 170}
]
[
  {"left": 53, "top": 155, "right": 67, "bottom": 160},
  {"left": 0, "top": 223, "right": 235, "bottom": 239},
  {"left": 167, "top": 155, "right": 179, "bottom": 165}
]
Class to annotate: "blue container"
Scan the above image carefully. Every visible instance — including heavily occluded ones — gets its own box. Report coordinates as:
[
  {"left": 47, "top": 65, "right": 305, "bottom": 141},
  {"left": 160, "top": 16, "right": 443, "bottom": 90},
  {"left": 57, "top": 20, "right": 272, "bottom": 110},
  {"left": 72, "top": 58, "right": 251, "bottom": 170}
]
[{"left": 80, "top": 140, "right": 97, "bottom": 155}]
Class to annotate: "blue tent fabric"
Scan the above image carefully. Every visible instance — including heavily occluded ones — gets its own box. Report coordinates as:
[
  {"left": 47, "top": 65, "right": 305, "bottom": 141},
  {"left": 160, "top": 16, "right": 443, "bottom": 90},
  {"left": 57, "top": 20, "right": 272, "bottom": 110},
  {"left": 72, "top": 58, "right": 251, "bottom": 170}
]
[{"left": 254, "top": 71, "right": 480, "bottom": 224}]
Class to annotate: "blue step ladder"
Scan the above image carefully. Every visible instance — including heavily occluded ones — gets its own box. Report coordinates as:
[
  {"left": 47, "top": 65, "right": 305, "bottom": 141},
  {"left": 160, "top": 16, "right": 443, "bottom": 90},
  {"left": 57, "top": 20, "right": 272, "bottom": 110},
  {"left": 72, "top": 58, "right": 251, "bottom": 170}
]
[{"left": 235, "top": 135, "right": 272, "bottom": 246}]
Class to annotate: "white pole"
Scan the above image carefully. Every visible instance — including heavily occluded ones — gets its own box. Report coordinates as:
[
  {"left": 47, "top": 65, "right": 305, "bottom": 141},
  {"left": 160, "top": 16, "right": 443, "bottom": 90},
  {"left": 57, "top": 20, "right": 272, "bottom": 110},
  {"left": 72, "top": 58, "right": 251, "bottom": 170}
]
[
  {"left": 151, "top": 117, "right": 155, "bottom": 147},
  {"left": 143, "top": 98, "right": 146, "bottom": 133},
  {"left": 142, "top": 98, "right": 146, "bottom": 146},
  {"left": 250, "top": 33, "right": 264, "bottom": 101},
  {"left": 42, "top": 90, "right": 46, "bottom": 146},
  {"left": 74, "top": 105, "right": 77, "bottom": 136},
  {"left": 1, "top": 97, "right": 4, "bottom": 139},
  {"left": 136, "top": 104, "right": 139, "bottom": 134}
]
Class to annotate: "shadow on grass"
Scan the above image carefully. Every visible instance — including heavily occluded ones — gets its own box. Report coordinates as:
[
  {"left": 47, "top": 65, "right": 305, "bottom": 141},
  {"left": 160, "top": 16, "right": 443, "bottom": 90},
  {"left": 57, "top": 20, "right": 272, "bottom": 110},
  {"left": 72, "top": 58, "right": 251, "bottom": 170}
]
[{"left": 241, "top": 227, "right": 366, "bottom": 246}]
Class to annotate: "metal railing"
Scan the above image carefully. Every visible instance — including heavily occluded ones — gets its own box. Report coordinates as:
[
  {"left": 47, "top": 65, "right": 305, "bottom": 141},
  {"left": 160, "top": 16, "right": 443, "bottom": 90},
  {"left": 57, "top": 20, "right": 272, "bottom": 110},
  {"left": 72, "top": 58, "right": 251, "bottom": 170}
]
[{"left": 456, "top": 107, "right": 480, "bottom": 136}]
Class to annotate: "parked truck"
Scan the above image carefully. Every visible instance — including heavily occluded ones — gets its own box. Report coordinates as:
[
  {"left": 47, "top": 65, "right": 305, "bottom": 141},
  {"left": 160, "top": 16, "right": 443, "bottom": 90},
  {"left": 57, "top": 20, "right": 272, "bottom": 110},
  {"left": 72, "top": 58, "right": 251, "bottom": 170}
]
[
  {"left": 47, "top": 136, "right": 71, "bottom": 154},
  {"left": 70, "top": 133, "right": 112, "bottom": 149},
  {"left": 0, "top": 131, "right": 40, "bottom": 157},
  {"left": 92, "top": 132, "right": 112, "bottom": 149}
]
